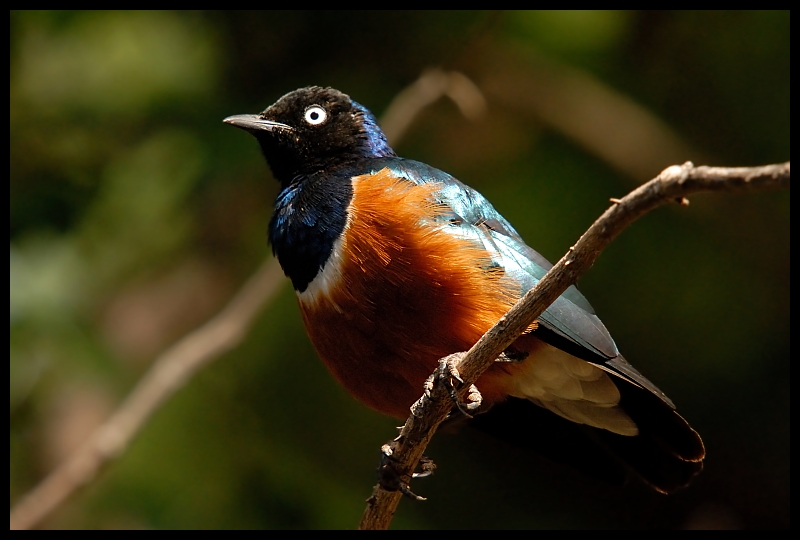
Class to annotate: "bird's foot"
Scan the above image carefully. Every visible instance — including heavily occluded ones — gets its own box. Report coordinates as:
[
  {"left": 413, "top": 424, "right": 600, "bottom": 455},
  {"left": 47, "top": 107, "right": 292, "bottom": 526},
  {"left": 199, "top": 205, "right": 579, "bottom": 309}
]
[
  {"left": 424, "top": 353, "right": 483, "bottom": 418},
  {"left": 378, "top": 443, "right": 435, "bottom": 501}
]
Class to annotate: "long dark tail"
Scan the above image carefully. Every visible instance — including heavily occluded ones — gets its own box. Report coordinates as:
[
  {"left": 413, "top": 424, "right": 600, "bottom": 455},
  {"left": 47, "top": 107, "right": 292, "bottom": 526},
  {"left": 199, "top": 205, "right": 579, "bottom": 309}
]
[{"left": 469, "top": 383, "right": 704, "bottom": 494}]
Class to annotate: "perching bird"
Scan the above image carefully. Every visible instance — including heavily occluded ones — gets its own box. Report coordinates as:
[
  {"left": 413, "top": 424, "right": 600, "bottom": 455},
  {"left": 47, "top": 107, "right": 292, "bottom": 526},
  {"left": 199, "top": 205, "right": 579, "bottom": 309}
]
[{"left": 224, "top": 86, "right": 704, "bottom": 493}]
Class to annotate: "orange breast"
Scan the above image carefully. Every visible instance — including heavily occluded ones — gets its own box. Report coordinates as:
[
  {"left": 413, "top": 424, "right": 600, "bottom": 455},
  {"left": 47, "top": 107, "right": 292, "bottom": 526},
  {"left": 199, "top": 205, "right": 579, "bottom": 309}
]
[{"left": 298, "top": 168, "right": 523, "bottom": 418}]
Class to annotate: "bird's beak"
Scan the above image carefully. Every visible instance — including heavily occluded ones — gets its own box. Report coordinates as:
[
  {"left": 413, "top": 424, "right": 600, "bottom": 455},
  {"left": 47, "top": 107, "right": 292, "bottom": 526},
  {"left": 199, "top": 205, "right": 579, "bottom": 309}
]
[{"left": 223, "top": 114, "right": 293, "bottom": 133}]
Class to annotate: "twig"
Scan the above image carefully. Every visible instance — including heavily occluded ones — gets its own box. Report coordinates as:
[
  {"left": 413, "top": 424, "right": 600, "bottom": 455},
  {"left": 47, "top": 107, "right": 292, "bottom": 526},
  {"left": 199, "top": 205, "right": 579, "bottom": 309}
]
[
  {"left": 358, "top": 161, "right": 790, "bottom": 530},
  {"left": 380, "top": 68, "right": 487, "bottom": 145},
  {"left": 9, "top": 258, "right": 286, "bottom": 530},
  {"left": 478, "top": 46, "right": 702, "bottom": 181}
]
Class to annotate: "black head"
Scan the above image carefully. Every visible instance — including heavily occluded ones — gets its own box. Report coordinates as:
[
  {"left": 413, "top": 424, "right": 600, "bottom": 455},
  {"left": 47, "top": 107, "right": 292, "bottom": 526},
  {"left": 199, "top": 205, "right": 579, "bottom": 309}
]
[{"left": 224, "top": 86, "right": 396, "bottom": 186}]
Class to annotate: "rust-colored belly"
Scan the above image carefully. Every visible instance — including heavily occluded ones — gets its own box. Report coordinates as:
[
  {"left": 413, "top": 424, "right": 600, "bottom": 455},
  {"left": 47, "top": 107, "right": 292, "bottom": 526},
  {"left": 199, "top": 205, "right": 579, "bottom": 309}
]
[{"left": 298, "top": 169, "right": 520, "bottom": 418}]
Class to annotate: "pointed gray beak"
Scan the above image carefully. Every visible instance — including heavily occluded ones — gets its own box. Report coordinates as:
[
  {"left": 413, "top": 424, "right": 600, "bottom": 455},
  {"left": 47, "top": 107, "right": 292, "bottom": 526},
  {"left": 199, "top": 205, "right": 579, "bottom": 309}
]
[{"left": 223, "top": 114, "right": 293, "bottom": 133}]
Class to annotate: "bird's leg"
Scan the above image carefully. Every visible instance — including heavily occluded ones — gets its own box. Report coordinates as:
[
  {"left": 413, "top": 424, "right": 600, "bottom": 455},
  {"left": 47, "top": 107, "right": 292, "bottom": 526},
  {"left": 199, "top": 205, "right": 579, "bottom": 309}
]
[
  {"left": 424, "top": 353, "right": 484, "bottom": 418},
  {"left": 377, "top": 442, "right": 435, "bottom": 500}
]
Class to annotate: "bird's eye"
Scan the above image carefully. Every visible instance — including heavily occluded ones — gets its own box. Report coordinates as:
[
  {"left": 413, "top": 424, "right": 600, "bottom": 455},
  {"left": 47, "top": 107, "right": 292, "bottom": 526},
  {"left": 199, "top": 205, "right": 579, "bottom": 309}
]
[{"left": 304, "top": 105, "right": 327, "bottom": 126}]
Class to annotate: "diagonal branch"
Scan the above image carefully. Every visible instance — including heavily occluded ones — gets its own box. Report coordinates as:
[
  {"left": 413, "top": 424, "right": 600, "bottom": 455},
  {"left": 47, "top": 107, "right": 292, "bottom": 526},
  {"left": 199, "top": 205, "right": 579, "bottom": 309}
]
[
  {"left": 358, "top": 161, "right": 790, "bottom": 530},
  {"left": 9, "top": 258, "right": 286, "bottom": 531}
]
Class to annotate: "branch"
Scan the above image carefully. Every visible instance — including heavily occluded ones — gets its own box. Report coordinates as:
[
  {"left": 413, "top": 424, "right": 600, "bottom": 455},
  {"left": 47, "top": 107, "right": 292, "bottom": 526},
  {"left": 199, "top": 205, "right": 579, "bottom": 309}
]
[
  {"left": 477, "top": 45, "right": 703, "bottom": 182},
  {"left": 380, "top": 68, "right": 487, "bottom": 145},
  {"left": 358, "top": 161, "right": 790, "bottom": 530},
  {"left": 9, "top": 258, "right": 286, "bottom": 530}
]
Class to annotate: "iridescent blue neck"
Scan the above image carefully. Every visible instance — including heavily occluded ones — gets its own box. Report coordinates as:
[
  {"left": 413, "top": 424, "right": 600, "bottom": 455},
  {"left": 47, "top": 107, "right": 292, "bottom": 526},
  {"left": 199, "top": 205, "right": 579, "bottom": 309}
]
[{"left": 352, "top": 101, "right": 396, "bottom": 158}]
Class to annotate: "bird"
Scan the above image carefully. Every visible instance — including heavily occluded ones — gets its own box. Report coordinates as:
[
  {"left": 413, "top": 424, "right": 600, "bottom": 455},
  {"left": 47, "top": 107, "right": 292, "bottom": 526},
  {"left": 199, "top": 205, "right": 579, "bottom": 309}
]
[{"left": 223, "top": 86, "right": 705, "bottom": 494}]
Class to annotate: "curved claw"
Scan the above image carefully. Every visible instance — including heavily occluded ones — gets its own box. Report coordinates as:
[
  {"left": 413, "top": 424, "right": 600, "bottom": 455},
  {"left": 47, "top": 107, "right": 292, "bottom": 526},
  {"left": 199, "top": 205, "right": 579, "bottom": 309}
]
[
  {"left": 378, "top": 444, "right": 431, "bottom": 501},
  {"left": 431, "top": 354, "right": 484, "bottom": 418},
  {"left": 412, "top": 455, "right": 437, "bottom": 479}
]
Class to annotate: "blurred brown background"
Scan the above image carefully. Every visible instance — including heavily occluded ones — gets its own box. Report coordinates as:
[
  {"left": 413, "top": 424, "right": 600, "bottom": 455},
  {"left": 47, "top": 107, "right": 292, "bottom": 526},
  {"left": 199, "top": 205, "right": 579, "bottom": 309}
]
[{"left": 10, "top": 11, "right": 789, "bottom": 529}]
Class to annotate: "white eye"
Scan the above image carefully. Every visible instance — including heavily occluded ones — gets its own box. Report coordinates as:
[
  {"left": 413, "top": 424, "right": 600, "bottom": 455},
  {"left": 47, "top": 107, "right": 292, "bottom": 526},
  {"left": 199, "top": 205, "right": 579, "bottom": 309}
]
[{"left": 304, "top": 105, "right": 327, "bottom": 125}]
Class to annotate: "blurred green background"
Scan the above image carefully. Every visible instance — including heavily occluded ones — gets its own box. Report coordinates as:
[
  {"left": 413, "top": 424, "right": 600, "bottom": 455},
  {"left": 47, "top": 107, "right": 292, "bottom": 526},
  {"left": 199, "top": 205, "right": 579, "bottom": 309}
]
[{"left": 10, "top": 11, "right": 789, "bottom": 529}]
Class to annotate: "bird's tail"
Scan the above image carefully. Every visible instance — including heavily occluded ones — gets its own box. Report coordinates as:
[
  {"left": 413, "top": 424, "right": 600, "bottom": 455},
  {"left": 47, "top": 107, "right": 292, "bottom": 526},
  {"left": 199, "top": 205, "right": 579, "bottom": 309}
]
[{"left": 468, "top": 383, "right": 704, "bottom": 493}]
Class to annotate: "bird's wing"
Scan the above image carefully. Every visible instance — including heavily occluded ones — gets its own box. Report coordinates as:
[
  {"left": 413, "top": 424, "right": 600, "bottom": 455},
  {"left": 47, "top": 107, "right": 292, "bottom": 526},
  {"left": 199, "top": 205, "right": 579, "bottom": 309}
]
[{"left": 375, "top": 158, "right": 674, "bottom": 406}]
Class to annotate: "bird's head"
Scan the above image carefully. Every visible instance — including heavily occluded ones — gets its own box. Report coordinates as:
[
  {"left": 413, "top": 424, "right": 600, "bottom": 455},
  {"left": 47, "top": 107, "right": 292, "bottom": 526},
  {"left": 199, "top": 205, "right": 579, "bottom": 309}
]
[{"left": 224, "top": 86, "right": 395, "bottom": 186}]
